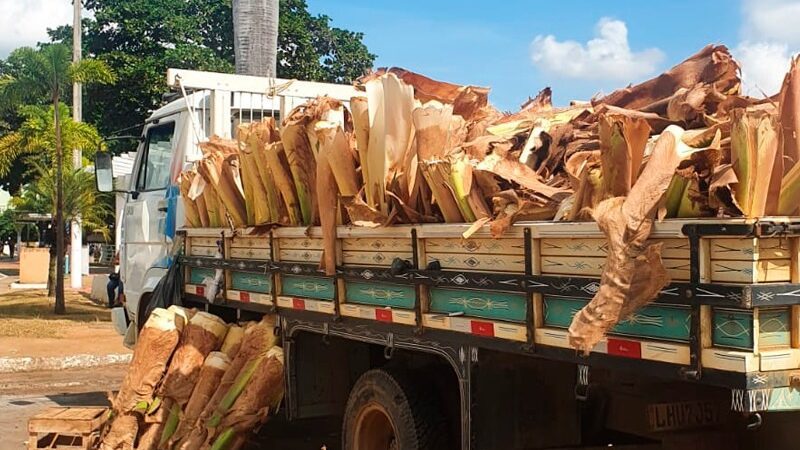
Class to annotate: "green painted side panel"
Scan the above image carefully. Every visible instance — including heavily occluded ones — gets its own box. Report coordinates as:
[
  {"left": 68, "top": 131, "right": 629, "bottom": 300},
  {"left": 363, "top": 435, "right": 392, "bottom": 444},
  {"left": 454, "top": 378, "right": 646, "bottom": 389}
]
[
  {"left": 765, "top": 387, "right": 800, "bottom": 411},
  {"left": 189, "top": 267, "right": 215, "bottom": 285},
  {"left": 281, "top": 275, "right": 335, "bottom": 301},
  {"left": 713, "top": 308, "right": 753, "bottom": 350},
  {"left": 429, "top": 288, "right": 527, "bottom": 323},
  {"left": 231, "top": 271, "right": 272, "bottom": 294},
  {"left": 346, "top": 281, "right": 415, "bottom": 309},
  {"left": 544, "top": 297, "right": 691, "bottom": 342},
  {"left": 759, "top": 308, "right": 791, "bottom": 348}
]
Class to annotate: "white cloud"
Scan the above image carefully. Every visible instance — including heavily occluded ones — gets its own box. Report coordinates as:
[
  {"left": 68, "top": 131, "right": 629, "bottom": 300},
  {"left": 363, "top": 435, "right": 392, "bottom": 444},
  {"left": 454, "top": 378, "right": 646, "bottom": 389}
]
[
  {"left": 530, "top": 17, "right": 664, "bottom": 81},
  {"left": 741, "top": 0, "right": 800, "bottom": 46},
  {"left": 0, "top": 0, "right": 73, "bottom": 57},
  {"left": 735, "top": 41, "right": 793, "bottom": 96},
  {"left": 734, "top": 0, "right": 800, "bottom": 96}
]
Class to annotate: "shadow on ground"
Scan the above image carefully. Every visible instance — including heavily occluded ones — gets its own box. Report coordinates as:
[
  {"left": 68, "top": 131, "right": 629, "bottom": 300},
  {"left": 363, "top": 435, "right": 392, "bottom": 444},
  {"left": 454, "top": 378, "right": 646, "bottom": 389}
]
[
  {"left": 44, "top": 392, "right": 110, "bottom": 407},
  {"left": 250, "top": 416, "right": 342, "bottom": 450},
  {"left": 0, "top": 290, "right": 110, "bottom": 322}
]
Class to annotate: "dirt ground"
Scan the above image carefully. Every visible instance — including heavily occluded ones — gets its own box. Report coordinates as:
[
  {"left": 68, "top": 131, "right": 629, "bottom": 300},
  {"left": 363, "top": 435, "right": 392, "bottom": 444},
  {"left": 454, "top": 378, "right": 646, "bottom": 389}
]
[
  {"left": 0, "top": 283, "right": 130, "bottom": 360},
  {"left": 1, "top": 364, "right": 340, "bottom": 450}
]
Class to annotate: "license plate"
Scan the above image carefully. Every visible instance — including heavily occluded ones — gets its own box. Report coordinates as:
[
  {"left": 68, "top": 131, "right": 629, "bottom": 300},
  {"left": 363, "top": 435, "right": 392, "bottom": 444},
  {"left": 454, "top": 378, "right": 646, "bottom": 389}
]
[{"left": 647, "top": 401, "right": 720, "bottom": 432}]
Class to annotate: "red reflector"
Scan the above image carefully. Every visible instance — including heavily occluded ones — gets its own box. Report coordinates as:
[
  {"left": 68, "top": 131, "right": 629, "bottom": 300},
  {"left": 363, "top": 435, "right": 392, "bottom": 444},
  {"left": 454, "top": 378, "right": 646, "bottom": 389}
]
[
  {"left": 196, "top": 286, "right": 205, "bottom": 297},
  {"left": 607, "top": 338, "right": 642, "bottom": 359},
  {"left": 375, "top": 309, "right": 393, "bottom": 322},
  {"left": 239, "top": 292, "right": 250, "bottom": 303},
  {"left": 292, "top": 298, "right": 306, "bottom": 310},
  {"left": 470, "top": 320, "right": 495, "bottom": 337}
]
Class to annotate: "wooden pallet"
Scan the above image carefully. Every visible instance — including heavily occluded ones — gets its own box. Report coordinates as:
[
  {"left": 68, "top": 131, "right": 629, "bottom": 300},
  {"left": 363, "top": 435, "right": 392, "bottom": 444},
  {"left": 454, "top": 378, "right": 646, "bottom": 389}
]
[{"left": 28, "top": 407, "right": 107, "bottom": 450}]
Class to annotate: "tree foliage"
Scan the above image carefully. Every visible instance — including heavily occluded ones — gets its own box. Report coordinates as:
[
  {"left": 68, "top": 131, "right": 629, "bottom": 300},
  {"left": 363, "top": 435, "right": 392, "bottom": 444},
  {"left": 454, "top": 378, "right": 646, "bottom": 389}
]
[
  {"left": 0, "top": 45, "right": 114, "bottom": 192},
  {"left": 12, "top": 163, "right": 113, "bottom": 239},
  {"left": 0, "top": 43, "right": 114, "bottom": 313},
  {"left": 0, "top": 104, "right": 103, "bottom": 176},
  {"left": 47, "top": 0, "right": 375, "bottom": 140}
]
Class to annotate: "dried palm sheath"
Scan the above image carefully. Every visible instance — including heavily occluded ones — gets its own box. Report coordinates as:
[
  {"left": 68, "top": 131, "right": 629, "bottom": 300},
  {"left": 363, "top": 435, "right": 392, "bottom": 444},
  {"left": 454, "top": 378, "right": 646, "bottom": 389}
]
[
  {"left": 188, "top": 172, "right": 211, "bottom": 228},
  {"left": 316, "top": 149, "right": 339, "bottom": 276},
  {"left": 475, "top": 153, "right": 567, "bottom": 200},
  {"left": 779, "top": 57, "right": 800, "bottom": 215},
  {"left": 241, "top": 125, "right": 282, "bottom": 224},
  {"left": 236, "top": 125, "right": 272, "bottom": 225},
  {"left": 280, "top": 123, "right": 316, "bottom": 225},
  {"left": 413, "top": 101, "right": 454, "bottom": 160},
  {"left": 100, "top": 308, "right": 182, "bottom": 450},
  {"left": 598, "top": 114, "right": 651, "bottom": 198},
  {"left": 363, "top": 67, "right": 492, "bottom": 122},
  {"left": 382, "top": 74, "right": 418, "bottom": 202},
  {"left": 781, "top": 57, "right": 800, "bottom": 172},
  {"left": 568, "top": 127, "right": 704, "bottom": 353},
  {"left": 315, "top": 122, "right": 360, "bottom": 197},
  {"left": 365, "top": 76, "right": 388, "bottom": 212},
  {"left": 179, "top": 171, "right": 201, "bottom": 228},
  {"left": 420, "top": 160, "right": 463, "bottom": 222},
  {"left": 168, "top": 352, "right": 232, "bottom": 448},
  {"left": 99, "top": 413, "right": 138, "bottom": 450},
  {"left": 201, "top": 177, "right": 224, "bottom": 227},
  {"left": 342, "top": 196, "right": 389, "bottom": 227},
  {"left": 263, "top": 142, "right": 302, "bottom": 225},
  {"left": 197, "top": 147, "right": 247, "bottom": 228},
  {"left": 208, "top": 347, "right": 285, "bottom": 450},
  {"left": 223, "top": 155, "right": 248, "bottom": 225},
  {"left": 220, "top": 324, "right": 244, "bottom": 359},
  {"left": 565, "top": 151, "right": 603, "bottom": 220},
  {"left": 249, "top": 134, "right": 288, "bottom": 225},
  {"left": 140, "top": 312, "right": 228, "bottom": 449},
  {"left": 111, "top": 308, "right": 183, "bottom": 413},
  {"left": 595, "top": 45, "right": 740, "bottom": 111},
  {"left": 176, "top": 317, "right": 277, "bottom": 450},
  {"left": 451, "top": 155, "right": 478, "bottom": 222},
  {"left": 195, "top": 193, "right": 211, "bottom": 228},
  {"left": 730, "top": 109, "right": 782, "bottom": 217},
  {"left": 351, "top": 96, "right": 372, "bottom": 201}
]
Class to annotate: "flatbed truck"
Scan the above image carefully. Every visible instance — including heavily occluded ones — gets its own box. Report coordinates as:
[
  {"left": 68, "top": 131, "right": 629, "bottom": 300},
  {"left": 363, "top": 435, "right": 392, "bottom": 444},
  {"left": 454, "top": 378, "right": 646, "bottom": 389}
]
[{"left": 98, "top": 69, "right": 800, "bottom": 450}]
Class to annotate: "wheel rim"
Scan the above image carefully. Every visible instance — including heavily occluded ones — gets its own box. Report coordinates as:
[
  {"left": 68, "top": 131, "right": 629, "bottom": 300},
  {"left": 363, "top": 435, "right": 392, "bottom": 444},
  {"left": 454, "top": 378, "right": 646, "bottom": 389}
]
[{"left": 354, "top": 402, "right": 398, "bottom": 450}]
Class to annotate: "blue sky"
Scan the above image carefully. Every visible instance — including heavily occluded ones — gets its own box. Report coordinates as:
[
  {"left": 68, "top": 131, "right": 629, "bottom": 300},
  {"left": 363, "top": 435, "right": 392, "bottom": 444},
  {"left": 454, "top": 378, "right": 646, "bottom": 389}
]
[{"left": 306, "top": 0, "right": 798, "bottom": 110}]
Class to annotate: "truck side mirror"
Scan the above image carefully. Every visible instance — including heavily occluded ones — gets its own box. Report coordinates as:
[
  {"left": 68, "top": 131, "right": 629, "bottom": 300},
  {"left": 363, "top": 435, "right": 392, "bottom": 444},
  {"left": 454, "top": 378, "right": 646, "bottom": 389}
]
[{"left": 95, "top": 152, "right": 114, "bottom": 193}]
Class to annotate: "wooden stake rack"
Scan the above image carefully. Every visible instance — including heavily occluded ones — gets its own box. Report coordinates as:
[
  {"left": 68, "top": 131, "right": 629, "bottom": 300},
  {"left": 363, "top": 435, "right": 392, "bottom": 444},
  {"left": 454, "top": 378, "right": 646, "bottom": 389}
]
[{"left": 180, "top": 217, "right": 800, "bottom": 413}]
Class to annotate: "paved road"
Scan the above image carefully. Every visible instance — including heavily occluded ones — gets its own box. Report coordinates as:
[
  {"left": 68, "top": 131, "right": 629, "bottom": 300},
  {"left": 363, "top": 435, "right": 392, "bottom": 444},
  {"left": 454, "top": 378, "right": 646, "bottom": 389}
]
[{"left": 0, "top": 365, "right": 125, "bottom": 449}]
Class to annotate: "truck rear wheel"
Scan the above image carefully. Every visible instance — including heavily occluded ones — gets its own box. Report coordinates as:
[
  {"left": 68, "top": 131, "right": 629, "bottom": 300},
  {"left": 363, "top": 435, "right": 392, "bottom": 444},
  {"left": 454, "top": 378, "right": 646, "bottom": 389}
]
[{"left": 342, "top": 368, "right": 447, "bottom": 450}]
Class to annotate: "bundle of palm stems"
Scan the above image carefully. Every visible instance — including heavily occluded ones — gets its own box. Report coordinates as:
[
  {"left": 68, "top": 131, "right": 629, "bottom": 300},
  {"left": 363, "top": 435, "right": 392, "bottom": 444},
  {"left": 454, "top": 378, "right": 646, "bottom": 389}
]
[
  {"left": 97, "top": 313, "right": 283, "bottom": 450},
  {"left": 178, "top": 45, "right": 800, "bottom": 351}
]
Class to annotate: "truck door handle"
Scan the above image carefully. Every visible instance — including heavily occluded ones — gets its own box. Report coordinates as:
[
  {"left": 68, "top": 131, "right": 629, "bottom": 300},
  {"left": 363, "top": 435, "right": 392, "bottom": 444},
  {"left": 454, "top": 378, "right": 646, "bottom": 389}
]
[{"left": 158, "top": 206, "right": 168, "bottom": 212}]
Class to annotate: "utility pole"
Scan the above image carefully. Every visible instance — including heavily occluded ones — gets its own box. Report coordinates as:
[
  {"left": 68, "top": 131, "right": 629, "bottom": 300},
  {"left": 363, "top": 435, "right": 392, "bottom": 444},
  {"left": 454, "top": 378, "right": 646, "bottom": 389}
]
[{"left": 70, "top": 0, "right": 83, "bottom": 289}]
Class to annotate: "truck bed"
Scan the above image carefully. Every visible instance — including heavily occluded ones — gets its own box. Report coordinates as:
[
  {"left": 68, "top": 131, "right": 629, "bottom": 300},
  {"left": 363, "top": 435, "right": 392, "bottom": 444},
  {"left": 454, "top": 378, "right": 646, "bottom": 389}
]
[{"left": 179, "top": 217, "right": 800, "bottom": 414}]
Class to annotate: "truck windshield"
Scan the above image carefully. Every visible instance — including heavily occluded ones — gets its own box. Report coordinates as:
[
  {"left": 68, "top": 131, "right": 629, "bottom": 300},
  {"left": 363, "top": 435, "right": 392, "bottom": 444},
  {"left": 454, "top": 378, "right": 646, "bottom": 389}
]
[{"left": 136, "top": 122, "right": 176, "bottom": 191}]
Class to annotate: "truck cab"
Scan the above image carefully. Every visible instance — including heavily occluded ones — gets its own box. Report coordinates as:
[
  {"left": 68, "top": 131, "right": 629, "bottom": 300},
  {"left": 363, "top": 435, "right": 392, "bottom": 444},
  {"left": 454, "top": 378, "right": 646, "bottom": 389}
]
[{"left": 110, "top": 69, "right": 357, "bottom": 339}]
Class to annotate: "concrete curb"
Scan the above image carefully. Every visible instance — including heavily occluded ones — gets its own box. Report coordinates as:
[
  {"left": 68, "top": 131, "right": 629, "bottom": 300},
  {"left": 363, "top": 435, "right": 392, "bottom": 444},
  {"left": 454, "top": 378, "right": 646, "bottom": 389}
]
[{"left": 0, "top": 353, "right": 132, "bottom": 373}]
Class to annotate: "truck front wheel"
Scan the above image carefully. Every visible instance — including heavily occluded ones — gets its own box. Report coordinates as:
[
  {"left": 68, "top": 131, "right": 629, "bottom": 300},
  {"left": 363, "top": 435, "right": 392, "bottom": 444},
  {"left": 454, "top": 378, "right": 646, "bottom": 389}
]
[{"left": 342, "top": 368, "right": 447, "bottom": 450}]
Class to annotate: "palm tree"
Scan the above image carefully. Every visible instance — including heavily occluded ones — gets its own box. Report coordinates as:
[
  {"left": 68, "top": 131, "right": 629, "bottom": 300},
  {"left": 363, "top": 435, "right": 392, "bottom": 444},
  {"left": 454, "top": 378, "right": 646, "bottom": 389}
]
[
  {"left": 0, "top": 44, "right": 114, "bottom": 314},
  {"left": 232, "top": 0, "right": 279, "bottom": 76},
  {"left": 12, "top": 161, "right": 113, "bottom": 296}
]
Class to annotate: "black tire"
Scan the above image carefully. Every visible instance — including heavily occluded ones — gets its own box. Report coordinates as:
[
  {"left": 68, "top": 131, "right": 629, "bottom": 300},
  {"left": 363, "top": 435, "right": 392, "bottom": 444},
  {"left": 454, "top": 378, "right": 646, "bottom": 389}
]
[{"left": 342, "top": 368, "right": 447, "bottom": 450}]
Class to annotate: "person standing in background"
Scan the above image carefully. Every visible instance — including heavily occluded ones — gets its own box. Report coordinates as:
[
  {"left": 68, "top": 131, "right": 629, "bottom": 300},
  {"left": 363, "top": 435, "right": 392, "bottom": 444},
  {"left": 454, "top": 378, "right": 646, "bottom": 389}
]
[{"left": 107, "top": 250, "right": 124, "bottom": 308}]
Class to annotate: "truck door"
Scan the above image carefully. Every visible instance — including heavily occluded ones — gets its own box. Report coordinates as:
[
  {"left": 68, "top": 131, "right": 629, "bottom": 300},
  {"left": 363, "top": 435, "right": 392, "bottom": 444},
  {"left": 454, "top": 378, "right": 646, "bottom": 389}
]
[{"left": 122, "top": 120, "right": 177, "bottom": 310}]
